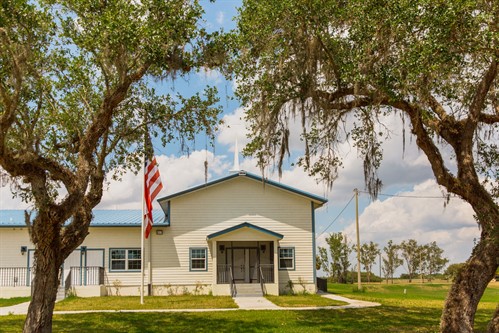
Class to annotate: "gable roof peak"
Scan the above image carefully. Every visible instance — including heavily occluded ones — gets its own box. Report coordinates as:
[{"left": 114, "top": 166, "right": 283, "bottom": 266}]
[{"left": 157, "top": 171, "right": 327, "bottom": 209}]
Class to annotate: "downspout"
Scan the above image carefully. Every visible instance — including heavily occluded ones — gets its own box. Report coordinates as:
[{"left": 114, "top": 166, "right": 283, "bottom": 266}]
[
  {"left": 148, "top": 233, "right": 153, "bottom": 295},
  {"left": 311, "top": 202, "right": 317, "bottom": 288}
]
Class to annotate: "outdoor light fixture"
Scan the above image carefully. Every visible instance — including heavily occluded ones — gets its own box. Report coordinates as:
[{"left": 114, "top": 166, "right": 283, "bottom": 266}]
[
  {"left": 20, "top": 246, "right": 27, "bottom": 255},
  {"left": 219, "top": 245, "right": 225, "bottom": 254},
  {"left": 260, "top": 244, "right": 266, "bottom": 254},
  {"left": 156, "top": 229, "right": 164, "bottom": 235}
]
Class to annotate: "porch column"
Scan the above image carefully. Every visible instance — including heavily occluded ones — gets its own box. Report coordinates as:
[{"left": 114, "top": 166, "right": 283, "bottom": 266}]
[
  {"left": 212, "top": 241, "right": 217, "bottom": 287},
  {"left": 273, "top": 240, "right": 279, "bottom": 292}
]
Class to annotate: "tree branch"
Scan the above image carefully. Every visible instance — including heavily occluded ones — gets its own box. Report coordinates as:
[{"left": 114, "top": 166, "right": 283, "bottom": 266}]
[
  {"left": 478, "top": 112, "right": 499, "bottom": 124},
  {"left": 468, "top": 59, "right": 498, "bottom": 123},
  {"left": 427, "top": 94, "right": 450, "bottom": 122},
  {"left": 386, "top": 99, "right": 462, "bottom": 194}
]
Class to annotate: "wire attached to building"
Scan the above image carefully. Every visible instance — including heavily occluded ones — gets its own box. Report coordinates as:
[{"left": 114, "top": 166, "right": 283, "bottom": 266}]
[
  {"left": 316, "top": 188, "right": 452, "bottom": 240},
  {"left": 316, "top": 193, "right": 355, "bottom": 240}
]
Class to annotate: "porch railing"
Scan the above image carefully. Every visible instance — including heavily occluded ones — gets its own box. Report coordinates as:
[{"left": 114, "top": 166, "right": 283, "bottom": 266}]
[
  {"left": 217, "top": 264, "right": 232, "bottom": 284},
  {"left": 64, "top": 269, "right": 72, "bottom": 295},
  {"left": 259, "top": 266, "right": 267, "bottom": 295},
  {"left": 217, "top": 264, "right": 236, "bottom": 295},
  {"left": 229, "top": 266, "right": 236, "bottom": 297},
  {"left": 217, "top": 264, "right": 274, "bottom": 284},
  {"left": 259, "top": 264, "right": 274, "bottom": 283},
  {"left": 0, "top": 267, "right": 32, "bottom": 287},
  {"left": 0, "top": 266, "right": 103, "bottom": 288},
  {"left": 70, "top": 266, "right": 104, "bottom": 286}
]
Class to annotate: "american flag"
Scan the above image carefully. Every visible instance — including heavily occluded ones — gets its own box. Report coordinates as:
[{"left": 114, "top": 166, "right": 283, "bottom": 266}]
[{"left": 144, "top": 157, "right": 163, "bottom": 239}]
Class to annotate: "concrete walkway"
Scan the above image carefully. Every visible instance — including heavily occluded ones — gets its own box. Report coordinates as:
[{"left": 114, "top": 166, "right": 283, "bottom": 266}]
[
  {"left": 233, "top": 296, "right": 280, "bottom": 310},
  {"left": 320, "top": 293, "right": 381, "bottom": 309},
  {"left": 0, "top": 301, "right": 30, "bottom": 316},
  {"left": 0, "top": 293, "right": 380, "bottom": 316}
]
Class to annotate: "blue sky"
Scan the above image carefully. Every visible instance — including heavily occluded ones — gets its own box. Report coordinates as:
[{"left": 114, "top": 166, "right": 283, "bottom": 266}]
[{"left": 0, "top": 0, "right": 480, "bottom": 277}]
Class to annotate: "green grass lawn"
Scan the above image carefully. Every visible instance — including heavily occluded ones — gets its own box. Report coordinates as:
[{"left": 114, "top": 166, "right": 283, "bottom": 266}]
[
  {"left": 265, "top": 294, "right": 347, "bottom": 307},
  {"left": 0, "top": 297, "right": 30, "bottom": 307},
  {"left": 327, "top": 281, "right": 499, "bottom": 311},
  {"left": 1, "top": 283, "right": 496, "bottom": 332},
  {"left": 54, "top": 295, "right": 237, "bottom": 311},
  {"left": 1, "top": 306, "right": 490, "bottom": 333}
]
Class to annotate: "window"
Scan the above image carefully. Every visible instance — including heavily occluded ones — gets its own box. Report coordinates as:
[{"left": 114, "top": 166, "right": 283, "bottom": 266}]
[
  {"left": 279, "top": 247, "right": 295, "bottom": 270},
  {"left": 190, "top": 248, "right": 207, "bottom": 271},
  {"left": 110, "top": 249, "right": 141, "bottom": 271}
]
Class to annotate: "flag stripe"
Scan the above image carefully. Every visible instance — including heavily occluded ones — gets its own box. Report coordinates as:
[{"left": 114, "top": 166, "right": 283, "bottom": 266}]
[{"left": 144, "top": 157, "right": 163, "bottom": 239}]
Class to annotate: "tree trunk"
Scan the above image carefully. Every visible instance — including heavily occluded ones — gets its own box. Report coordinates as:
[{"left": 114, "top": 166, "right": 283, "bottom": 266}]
[
  {"left": 23, "top": 216, "right": 64, "bottom": 333},
  {"left": 488, "top": 306, "right": 499, "bottom": 333},
  {"left": 440, "top": 228, "right": 498, "bottom": 333}
]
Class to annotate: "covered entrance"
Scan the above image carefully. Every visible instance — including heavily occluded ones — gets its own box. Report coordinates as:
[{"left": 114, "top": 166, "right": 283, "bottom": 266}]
[
  {"left": 207, "top": 222, "right": 283, "bottom": 296},
  {"left": 218, "top": 242, "right": 274, "bottom": 284},
  {"left": 232, "top": 248, "right": 254, "bottom": 282}
]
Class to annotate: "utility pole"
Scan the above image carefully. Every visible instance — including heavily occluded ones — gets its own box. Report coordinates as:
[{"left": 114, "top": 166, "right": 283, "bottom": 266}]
[
  {"left": 344, "top": 234, "right": 348, "bottom": 283},
  {"left": 379, "top": 253, "right": 382, "bottom": 284},
  {"left": 354, "top": 188, "right": 361, "bottom": 290}
]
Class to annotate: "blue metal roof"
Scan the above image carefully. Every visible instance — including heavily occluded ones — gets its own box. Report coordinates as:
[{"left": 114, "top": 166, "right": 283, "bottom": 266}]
[
  {"left": 157, "top": 171, "right": 328, "bottom": 209},
  {"left": 207, "top": 222, "right": 284, "bottom": 240},
  {"left": 0, "top": 210, "right": 167, "bottom": 227}
]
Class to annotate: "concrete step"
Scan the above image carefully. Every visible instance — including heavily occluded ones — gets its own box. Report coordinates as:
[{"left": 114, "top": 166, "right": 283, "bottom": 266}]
[
  {"left": 56, "top": 287, "right": 65, "bottom": 300},
  {"left": 234, "top": 283, "right": 263, "bottom": 297}
]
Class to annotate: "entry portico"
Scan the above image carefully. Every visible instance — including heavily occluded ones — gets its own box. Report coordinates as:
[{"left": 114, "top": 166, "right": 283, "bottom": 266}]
[{"left": 208, "top": 222, "right": 283, "bottom": 295}]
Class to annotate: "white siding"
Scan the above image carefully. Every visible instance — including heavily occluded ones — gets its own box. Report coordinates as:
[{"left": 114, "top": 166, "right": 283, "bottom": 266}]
[
  {"left": 79, "top": 227, "right": 141, "bottom": 289},
  {"left": 0, "top": 228, "right": 31, "bottom": 268},
  {"left": 0, "top": 176, "right": 319, "bottom": 295},
  {"left": 0, "top": 226, "right": 144, "bottom": 295},
  {"left": 153, "top": 176, "right": 315, "bottom": 293}
]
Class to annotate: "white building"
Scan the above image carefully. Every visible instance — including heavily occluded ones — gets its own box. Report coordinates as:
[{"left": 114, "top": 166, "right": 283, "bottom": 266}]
[{"left": 0, "top": 171, "right": 326, "bottom": 298}]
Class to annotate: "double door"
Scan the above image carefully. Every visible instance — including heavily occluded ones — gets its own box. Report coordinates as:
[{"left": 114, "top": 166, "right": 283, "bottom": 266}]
[{"left": 230, "top": 248, "right": 258, "bottom": 283}]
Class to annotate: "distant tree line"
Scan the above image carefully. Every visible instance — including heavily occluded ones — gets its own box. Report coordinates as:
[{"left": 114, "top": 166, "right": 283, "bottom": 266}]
[{"left": 317, "top": 233, "right": 449, "bottom": 283}]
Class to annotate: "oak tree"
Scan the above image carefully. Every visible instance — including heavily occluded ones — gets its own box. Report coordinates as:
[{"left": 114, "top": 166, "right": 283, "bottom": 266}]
[
  {"left": 0, "top": 1, "right": 221, "bottom": 332},
  {"left": 422, "top": 241, "right": 449, "bottom": 281},
  {"left": 320, "top": 232, "right": 351, "bottom": 283},
  {"left": 229, "top": 1, "right": 498, "bottom": 331},
  {"left": 382, "top": 240, "right": 403, "bottom": 284},
  {"left": 360, "top": 241, "right": 381, "bottom": 283},
  {"left": 399, "top": 239, "right": 421, "bottom": 283}
]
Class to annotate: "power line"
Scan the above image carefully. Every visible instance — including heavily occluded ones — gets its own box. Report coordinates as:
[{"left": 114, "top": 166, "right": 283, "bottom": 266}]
[
  {"left": 316, "top": 193, "right": 355, "bottom": 240},
  {"left": 358, "top": 190, "right": 450, "bottom": 199}
]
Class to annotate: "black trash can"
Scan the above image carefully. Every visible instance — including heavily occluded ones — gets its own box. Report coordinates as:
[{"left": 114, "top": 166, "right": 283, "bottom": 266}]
[{"left": 316, "top": 277, "right": 327, "bottom": 292}]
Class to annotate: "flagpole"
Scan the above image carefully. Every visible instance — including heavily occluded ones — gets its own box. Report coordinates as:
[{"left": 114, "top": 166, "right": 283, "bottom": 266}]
[
  {"left": 140, "top": 116, "right": 163, "bottom": 305},
  {"left": 140, "top": 156, "right": 145, "bottom": 305}
]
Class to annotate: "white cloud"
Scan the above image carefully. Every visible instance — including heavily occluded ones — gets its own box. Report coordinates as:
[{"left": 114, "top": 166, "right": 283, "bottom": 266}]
[
  {"left": 0, "top": 183, "right": 30, "bottom": 210},
  {"left": 196, "top": 68, "right": 223, "bottom": 84},
  {"left": 0, "top": 107, "right": 480, "bottom": 275},
  {"left": 215, "top": 107, "right": 455, "bottom": 260},
  {"left": 97, "top": 150, "right": 229, "bottom": 210},
  {"left": 216, "top": 11, "right": 225, "bottom": 25},
  {"left": 217, "top": 107, "right": 249, "bottom": 150},
  {"left": 338, "top": 179, "right": 478, "bottom": 272},
  {"left": 217, "top": 106, "right": 439, "bottom": 207}
]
